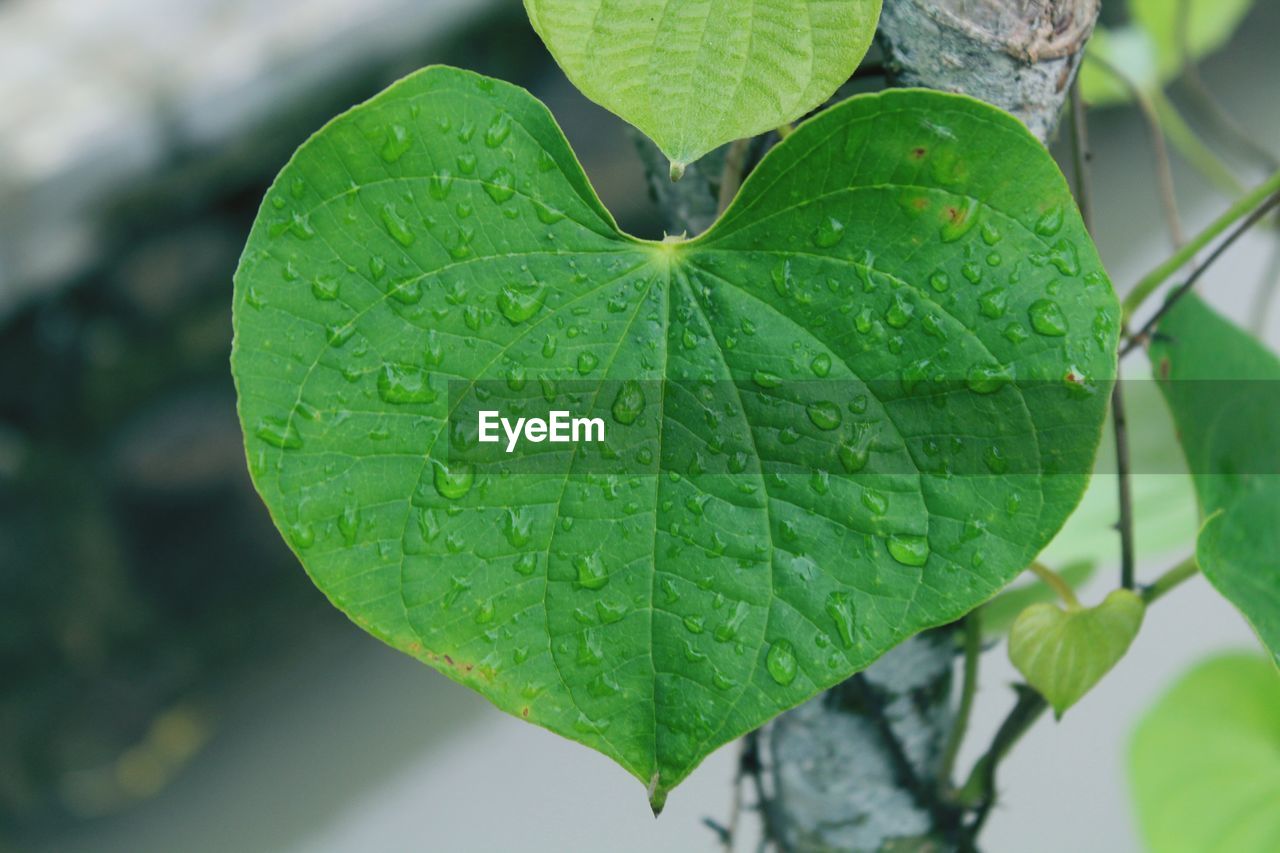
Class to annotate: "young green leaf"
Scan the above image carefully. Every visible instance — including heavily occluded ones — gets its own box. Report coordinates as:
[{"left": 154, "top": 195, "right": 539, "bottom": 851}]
[
  {"left": 1008, "top": 589, "right": 1145, "bottom": 717},
  {"left": 1152, "top": 295, "right": 1280, "bottom": 665},
  {"left": 231, "top": 65, "right": 1117, "bottom": 808},
  {"left": 523, "top": 0, "right": 882, "bottom": 174},
  {"left": 1130, "top": 653, "right": 1280, "bottom": 853}
]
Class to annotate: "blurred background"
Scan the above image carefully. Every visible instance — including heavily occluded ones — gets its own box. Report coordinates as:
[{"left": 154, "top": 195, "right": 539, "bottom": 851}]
[{"left": 0, "top": 1, "right": 1276, "bottom": 851}]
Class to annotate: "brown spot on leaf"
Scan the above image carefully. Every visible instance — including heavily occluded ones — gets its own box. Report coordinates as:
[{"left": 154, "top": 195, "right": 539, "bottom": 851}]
[
  {"left": 521, "top": 707, "right": 530, "bottom": 718},
  {"left": 911, "top": 146, "right": 927, "bottom": 159},
  {"left": 1159, "top": 357, "right": 1171, "bottom": 380}
]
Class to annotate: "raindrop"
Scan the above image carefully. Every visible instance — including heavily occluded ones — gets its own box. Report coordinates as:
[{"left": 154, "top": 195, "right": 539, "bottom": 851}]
[
  {"left": 429, "top": 171, "right": 454, "bottom": 200},
  {"left": 514, "top": 553, "right": 538, "bottom": 576},
  {"left": 766, "top": 640, "right": 799, "bottom": 686},
  {"left": 611, "top": 380, "right": 646, "bottom": 425},
  {"left": 574, "top": 552, "right": 609, "bottom": 590},
  {"left": 806, "top": 401, "right": 842, "bottom": 431},
  {"left": 377, "top": 363, "right": 436, "bottom": 404},
  {"left": 484, "top": 168, "right": 516, "bottom": 204},
  {"left": 533, "top": 199, "right": 566, "bottom": 224},
  {"left": 577, "top": 352, "right": 599, "bottom": 374},
  {"left": 432, "top": 460, "right": 474, "bottom": 500},
  {"left": 885, "top": 291, "right": 914, "bottom": 328},
  {"left": 379, "top": 203, "right": 416, "bottom": 247},
  {"left": 966, "top": 363, "right": 1012, "bottom": 395},
  {"left": 1029, "top": 299, "right": 1068, "bottom": 336},
  {"left": 825, "top": 592, "right": 857, "bottom": 648},
  {"left": 887, "top": 534, "right": 930, "bottom": 567},
  {"left": 498, "top": 280, "right": 547, "bottom": 324},
  {"left": 811, "top": 216, "right": 846, "bottom": 248},
  {"left": 380, "top": 124, "right": 412, "bottom": 163},
  {"left": 1035, "top": 206, "right": 1065, "bottom": 237},
  {"left": 311, "top": 275, "right": 340, "bottom": 301},
  {"left": 484, "top": 113, "right": 512, "bottom": 148},
  {"left": 502, "top": 508, "right": 533, "bottom": 547},
  {"left": 338, "top": 504, "right": 359, "bottom": 545},
  {"left": 752, "top": 370, "right": 782, "bottom": 389},
  {"left": 862, "top": 489, "right": 888, "bottom": 515},
  {"left": 810, "top": 353, "right": 832, "bottom": 377},
  {"left": 256, "top": 417, "right": 302, "bottom": 449}
]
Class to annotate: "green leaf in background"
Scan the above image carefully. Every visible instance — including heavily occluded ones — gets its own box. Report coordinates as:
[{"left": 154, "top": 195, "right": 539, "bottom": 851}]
[
  {"left": 523, "top": 0, "right": 882, "bottom": 176},
  {"left": 1079, "top": 0, "right": 1256, "bottom": 107},
  {"left": 1132, "top": 0, "right": 1256, "bottom": 82},
  {"left": 1008, "top": 589, "right": 1145, "bottom": 716},
  {"left": 1152, "top": 295, "right": 1280, "bottom": 665},
  {"left": 231, "top": 65, "right": 1117, "bottom": 808},
  {"left": 980, "top": 560, "right": 1096, "bottom": 642},
  {"left": 1130, "top": 653, "right": 1280, "bottom": 853}
]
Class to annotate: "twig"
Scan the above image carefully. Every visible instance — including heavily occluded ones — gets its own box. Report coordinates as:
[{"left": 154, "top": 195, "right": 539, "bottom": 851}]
[
  {"left": 1121, "top": 170, "right": 1280, "bottom": 322},
  {"left": 716, "top": 138, "right": 753, "bottom": 215},
  {"left": 1122, "top": 187, "right": 1280, "bottom": 356},
  {"left": 1085, "top": 54, "right": 1184, "bottom": 246},
  {"left": 1111, "top": 383, "right": 1137, "bottom": 590},
  {"left": 1141, "top": 555, "right": 1199, "bottom": 605},
  {"left": 939, "top": 612, "right": 982, "bottom": 788},
  {"left": 720, "top": 738, "right": 749, "bottom": 853},
  {"left": 741, "top": 730, "right": 790, "bottom": 853},
  {"left": 960, "top": 686, "right": 1048, "bottom": 837},
  {"left": 1069, "top": 83, "right": 1135, "bottom": 591},
  {"left": 1069, "top": 79, "right": 1094, "bottom": 232}
]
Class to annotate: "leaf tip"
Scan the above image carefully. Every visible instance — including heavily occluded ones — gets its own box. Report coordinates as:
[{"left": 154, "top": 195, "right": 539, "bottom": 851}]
[
  {"left": 668, "top": 161, "right": 687, "bottom": 182},
  {"left": 647, "top": 772, "right": 666, "bottom": 816}
]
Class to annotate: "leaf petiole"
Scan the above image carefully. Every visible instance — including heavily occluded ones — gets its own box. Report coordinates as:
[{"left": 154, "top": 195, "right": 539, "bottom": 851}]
[{"left": 1027, "top": 562, "right": 1082, "bottom": 610}]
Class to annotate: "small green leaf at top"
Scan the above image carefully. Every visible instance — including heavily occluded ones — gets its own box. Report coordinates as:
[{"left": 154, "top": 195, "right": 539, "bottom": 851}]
[
  {"left": 524, "top": 0, "right": 882, "bottom": 173},
  {"left": 1080, "top": 0, "right": 1256, "bottom": 107},
  {"left": 1153, "top": 295, "right": 1280, "bottom": 666},
  {"left": 1130, "top": 653, "right": 1280, "bottom": 853},
  {"left": 1009, "top": 589, "right": 1145, "bottom": 717},
  {"left": 231, "top": 65, "right": 1118, "bottom": 808}
]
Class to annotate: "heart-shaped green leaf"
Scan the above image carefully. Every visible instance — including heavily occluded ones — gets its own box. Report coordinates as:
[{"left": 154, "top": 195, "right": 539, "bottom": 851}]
[
  {"left": 524, "top": 0, "right": 882, "bottom": 174},
  {"left": 231, "top": 65, "right": 1117, "bottom": 807},
  {"left": 1152, "top": 295, "right": 1280, "bottom": 665},
  {"left": 1130, "top": 653, "right": 1280, "bottom": 853},
  {"left": 1009, "top": 589, "right": 1145, "bottom": 716}
]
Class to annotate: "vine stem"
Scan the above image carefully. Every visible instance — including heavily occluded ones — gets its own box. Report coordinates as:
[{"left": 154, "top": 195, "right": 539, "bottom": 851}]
[
  {"left": 1070, "top": 80, "right": 1137, "bottom": 591},
  {"left": 960, "top": 686, "right": 1047, "bottom": 837},
  {"left": 1121, "top": 170, "right": 1280, "bottom": 323},
  {"left": 939, "top": 611, "right": 982, "bottom": 787},
  {"left": 1141, "top": 555, "right": 1200, "bottom": 605},
  {"left": 1122, "top": 187, "right": 1280, "bottom": 356}
]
